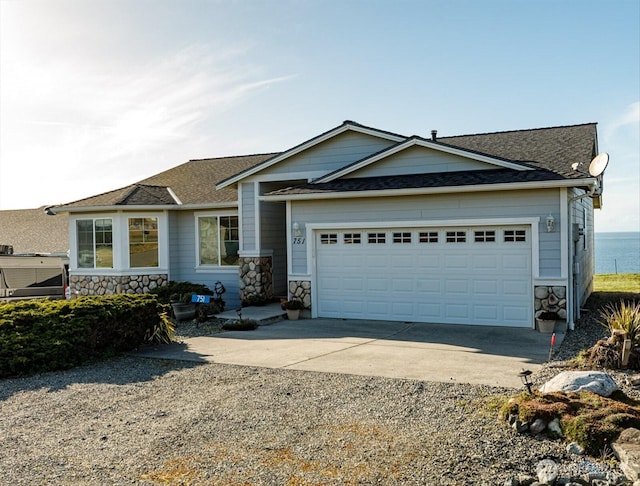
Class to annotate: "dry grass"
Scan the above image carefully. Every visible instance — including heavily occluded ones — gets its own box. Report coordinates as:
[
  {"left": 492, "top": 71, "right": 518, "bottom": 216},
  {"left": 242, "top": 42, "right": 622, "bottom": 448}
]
[{"left": 594, "top": 274, "right": 640, "bottom": 293}]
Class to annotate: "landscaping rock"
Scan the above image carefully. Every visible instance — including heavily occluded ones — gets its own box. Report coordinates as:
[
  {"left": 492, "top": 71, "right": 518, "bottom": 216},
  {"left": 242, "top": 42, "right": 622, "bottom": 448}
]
[
  {"left": 539, "top": 371, "right": 618, "bottom": 397},
  {"left": 548, "top": 418, "right": 563, "bottom": 437},
  {"left": 530, "top": 418, "right": 547, "bottom": 434},
  {"left": 612, "top": 427, "right": 640, "bottom": 482},
  {"left": 566, "top": 442, "right": 585, "bottom": 455},
  {"left": 536, "top": 458, "right": 559, "bottom": 484}
]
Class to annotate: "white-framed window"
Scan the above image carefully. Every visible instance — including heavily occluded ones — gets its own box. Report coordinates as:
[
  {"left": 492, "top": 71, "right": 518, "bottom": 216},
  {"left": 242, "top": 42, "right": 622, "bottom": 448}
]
[
  {"left": 76, "top": 218, "right": 113, "bottom": 269},
  {"left": 504, "top": 229, "right": 526, "bottom": 242},
  {"left": 474, "top": 230, "right": 496, "bottom": 243},
  {"left": 446, "top": 231, "right": 466, "bottom": 243},
  {"left": 393, "top": 232, "right": 412, "bottom": 243},
  {"left": 419, "top": 231, "right": 438, "bottom": 243},
  {"left": 368, "top": 232, "right": 386, "bottom": 244},
  {"left": 343, "top": 233, "right": 361, "bottom": 244},
  {"left": 197, "top": 214, "right": 239, "bottom": 266},
  {"left": 320, "top": 233, "right": 338, "bottom": 244},
  {"left": 128, "top": 217, "right": 159, "bottom": 268}
]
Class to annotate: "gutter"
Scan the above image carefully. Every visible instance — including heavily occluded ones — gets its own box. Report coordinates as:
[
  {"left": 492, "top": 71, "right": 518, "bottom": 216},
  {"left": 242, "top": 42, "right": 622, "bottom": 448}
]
[{"left": 259, "top": 178, "right": 598, "bottom": 202}]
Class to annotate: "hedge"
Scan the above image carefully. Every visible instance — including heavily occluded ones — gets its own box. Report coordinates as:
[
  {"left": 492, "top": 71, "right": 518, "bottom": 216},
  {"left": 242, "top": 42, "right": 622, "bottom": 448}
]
[{"left": 0, "top": 294, "right": 173, "bottom": 378}]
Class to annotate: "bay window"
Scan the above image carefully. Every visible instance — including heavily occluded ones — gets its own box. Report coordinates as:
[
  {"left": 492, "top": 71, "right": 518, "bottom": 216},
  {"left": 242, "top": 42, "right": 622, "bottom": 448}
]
[
  {"left": 77, "top": 218, "right": 113, "bottom": 268},
  {"left": 128, "top": 217, "right": 159, "bottom": 268}
]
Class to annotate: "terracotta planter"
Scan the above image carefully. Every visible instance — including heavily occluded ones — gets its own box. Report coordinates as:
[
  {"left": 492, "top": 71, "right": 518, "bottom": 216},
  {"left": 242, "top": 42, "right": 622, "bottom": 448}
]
[
  {"left": 536, "top": 318, "right": 556, "bottom": 334},
  {"left": 286, "top": 309, "right": 300, "bottom": 321}
]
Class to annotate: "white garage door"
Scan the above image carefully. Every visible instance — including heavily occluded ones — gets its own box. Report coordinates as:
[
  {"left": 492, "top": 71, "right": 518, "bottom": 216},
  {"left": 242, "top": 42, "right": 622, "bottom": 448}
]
[{"left": 315, "top": 226, "right": 532, "bottom": 327}]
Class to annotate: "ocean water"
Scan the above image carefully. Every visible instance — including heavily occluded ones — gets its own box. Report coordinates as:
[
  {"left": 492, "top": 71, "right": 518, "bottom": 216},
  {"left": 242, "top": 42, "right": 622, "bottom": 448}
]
[{"left": 595, "top": 232, "right": 640, "bottom": 274}]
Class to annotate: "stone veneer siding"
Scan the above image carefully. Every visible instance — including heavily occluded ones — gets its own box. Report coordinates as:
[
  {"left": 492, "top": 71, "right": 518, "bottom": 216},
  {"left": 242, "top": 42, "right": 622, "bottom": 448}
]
[
  {"left": 289, "top": 280, "right": 311, "bottom": 309},
  {"left": 238, "top": 256, "right": 273, "bottom": 302},
  {"left": 69, "top": 274, "right": 168, "bottom": 297},
  {"left": 534, "top": 286, "right": 567, "bottom": 320}
]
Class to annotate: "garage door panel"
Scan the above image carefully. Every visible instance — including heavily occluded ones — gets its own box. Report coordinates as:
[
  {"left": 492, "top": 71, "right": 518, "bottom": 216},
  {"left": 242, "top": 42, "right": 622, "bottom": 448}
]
[
  {"left": 445, "top": 279, "right": 468, "bottom": 294},
  {"left": 342, "top": 278, "right": 364, "bottom": 291},
  {"left": 474, "top": 305, "right": 498, "bottom": 320},
  {"left": 416, "top": 255, "right": 441, "bottom": 269},
  {"left": 446, "top": 304, "right": 469, "bottom": 319},
  {"left": 316, "top": 226, "right": 532, "bottom": 327},
  {"left": 473, "top": 254, "right": 498, "bottom": 270},
  {"left": 445, "top": 254, "right": 468, "bottom": 268},
  {"left": 366, "top": 278, "right": 389, "bottom": 291},
  {"left": 473, "top": 280, "right": 498, "bottom": 295}
]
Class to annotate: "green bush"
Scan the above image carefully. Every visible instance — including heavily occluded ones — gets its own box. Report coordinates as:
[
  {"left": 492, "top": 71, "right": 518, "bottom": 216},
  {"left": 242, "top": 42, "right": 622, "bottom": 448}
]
[
  {"left": 149, "top": 281, "right": 213, "bottom": 304},
  {"left": 0, "top": 294, "right": 174, "bottom": 378}
]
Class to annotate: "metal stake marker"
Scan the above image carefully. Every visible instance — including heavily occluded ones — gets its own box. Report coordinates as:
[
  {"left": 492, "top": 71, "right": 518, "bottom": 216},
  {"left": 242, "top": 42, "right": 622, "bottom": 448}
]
[{"left": 548, "top": 333, "right": 556, "bottom": 362}]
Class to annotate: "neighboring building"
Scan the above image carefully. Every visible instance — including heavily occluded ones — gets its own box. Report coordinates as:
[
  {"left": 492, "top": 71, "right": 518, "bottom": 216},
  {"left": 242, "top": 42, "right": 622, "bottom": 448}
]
[
  {"left": 0, "top": 207, "right": 69, "bottom": 255},
  {"left": 53, "top": 121, "right": 605, "bottom": 329}
]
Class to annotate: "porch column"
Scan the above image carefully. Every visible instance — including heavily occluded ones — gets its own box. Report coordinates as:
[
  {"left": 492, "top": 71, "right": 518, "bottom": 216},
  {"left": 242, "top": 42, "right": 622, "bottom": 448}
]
[{"left": 238, "top": 255, "right": 273, "bottom": 302}]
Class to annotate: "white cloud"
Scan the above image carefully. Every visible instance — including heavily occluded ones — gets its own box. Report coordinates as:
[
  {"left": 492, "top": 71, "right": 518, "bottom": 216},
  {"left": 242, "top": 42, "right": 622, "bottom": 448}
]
[{"left": 0, "top": 43, "right": 295, "bottom": 208}]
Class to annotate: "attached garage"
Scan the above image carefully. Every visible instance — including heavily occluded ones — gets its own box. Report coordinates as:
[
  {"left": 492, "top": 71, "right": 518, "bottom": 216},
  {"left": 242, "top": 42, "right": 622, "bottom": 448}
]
[{"left": 314, "top": 225, "right": 533, "bottom": 327}]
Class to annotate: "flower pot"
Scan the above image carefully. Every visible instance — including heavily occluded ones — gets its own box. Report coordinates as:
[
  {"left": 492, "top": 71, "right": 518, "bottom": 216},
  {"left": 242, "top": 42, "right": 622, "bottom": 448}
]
[
  {"left": 536, "top": 318, "right": 556, "bottom": 334},
  {"left": 286, "top": 309, "right": 300, "bottom": 321},
  {"left": 172, "top": 303, "right": 196, "bottom": 321}
]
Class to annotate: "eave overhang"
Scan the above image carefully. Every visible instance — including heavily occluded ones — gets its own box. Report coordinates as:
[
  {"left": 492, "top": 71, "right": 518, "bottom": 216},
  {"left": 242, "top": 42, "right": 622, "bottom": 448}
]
[
  {"left": 259, "top": 178, "right": 598, "bottom": 202},
  {"left": 50, "top": 201, "right": 238, "bottom": 214}
]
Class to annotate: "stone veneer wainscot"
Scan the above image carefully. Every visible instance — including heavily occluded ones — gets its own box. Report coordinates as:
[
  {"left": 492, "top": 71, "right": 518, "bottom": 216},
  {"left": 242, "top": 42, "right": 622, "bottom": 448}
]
[
  {"left": 70, "top": 274, "right": 168, "bottom": 297},
  {"left": 238, "top": 256, "right": 273, "bottom": 302}
]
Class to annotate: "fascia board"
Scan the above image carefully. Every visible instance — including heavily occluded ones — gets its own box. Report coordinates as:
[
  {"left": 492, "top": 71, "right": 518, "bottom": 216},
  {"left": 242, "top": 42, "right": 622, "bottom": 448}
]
[
  {"left": 216, "top": 123, "right": 405, "bottom": 190},
  {"left": 53, "top": 202, "right": 238, "bottom": 213},
  {"left": 315, "top": 138, "right": 532, "bottom": 184},
  {"left": 259, "top": 178, "right": 598, "bottom": 202}
]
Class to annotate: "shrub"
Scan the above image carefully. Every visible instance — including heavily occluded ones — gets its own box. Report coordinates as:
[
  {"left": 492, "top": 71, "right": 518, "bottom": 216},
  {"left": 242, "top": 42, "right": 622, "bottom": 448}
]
[
  {"left": 283, "top": 299, "right": 304, "bottom": 310},
  {"left": 222, "top": 319, "right": 258, "bottom": 331},
  {"left": 0, "top": 294, "right": 173, "bottom": 378},
  {"left": 150, "top": 281, "right": 213, "bottom": 304},
  {"left": 598, "top": 300, "right": 640, "bottom": 344}
]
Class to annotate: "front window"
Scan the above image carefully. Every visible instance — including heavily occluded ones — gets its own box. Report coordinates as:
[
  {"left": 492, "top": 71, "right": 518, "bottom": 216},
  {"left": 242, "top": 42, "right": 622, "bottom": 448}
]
[
  {"left": 77, "top": 218, "right": 113, "bottom": 268},
  {"left": 198, "top": 215, "right": 239, "bottom": 266},
  {"left": 129, "top": 217, "right": 159, "bottom": 268}
]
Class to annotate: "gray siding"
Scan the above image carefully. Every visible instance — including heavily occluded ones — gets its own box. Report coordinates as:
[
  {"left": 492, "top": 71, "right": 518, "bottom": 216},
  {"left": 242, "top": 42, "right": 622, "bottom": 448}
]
[
  {"left": 241, "top": 183, "right": 256, "bottom": 251},
  {"left": 290, "top": 189, "right": 562, "bottom": 276},
  {"left": 257, "top": 131, "right": 396, "bottom": 178},
  {"left": 168, "top": 210, "right": 241, "bottom": 308},
  {"left": 570, "top": 187, "right": 595, "bottom": 307},
  {"left": 347, "top": 145, "right": 491, "bottom": 178}
]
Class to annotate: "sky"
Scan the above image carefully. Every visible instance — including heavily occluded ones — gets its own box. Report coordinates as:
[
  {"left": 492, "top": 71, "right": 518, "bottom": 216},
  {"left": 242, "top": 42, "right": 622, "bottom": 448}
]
[{"left": 0, "top": 0, "right": 638, "bottom": 233}]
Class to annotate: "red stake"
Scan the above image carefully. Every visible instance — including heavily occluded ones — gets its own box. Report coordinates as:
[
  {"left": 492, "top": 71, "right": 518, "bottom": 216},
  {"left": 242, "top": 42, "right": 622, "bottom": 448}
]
[{"left": 548, "top": 332, "right": 556, "bottom": 362}]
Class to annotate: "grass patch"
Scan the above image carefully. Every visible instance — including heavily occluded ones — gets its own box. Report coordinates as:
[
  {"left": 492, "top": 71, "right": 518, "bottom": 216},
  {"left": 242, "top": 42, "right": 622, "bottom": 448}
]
[{"left": 594, "top": 274, "right": 640, "bottom": 293}]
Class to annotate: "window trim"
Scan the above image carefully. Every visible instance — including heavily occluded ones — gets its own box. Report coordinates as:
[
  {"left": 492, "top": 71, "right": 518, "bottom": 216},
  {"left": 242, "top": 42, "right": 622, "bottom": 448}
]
[
  {"left": 76, "top": 217, "right": 114, "bottom": 269},
  {"left": 195, "top": 211, "right": 240, "bottom": 268}
]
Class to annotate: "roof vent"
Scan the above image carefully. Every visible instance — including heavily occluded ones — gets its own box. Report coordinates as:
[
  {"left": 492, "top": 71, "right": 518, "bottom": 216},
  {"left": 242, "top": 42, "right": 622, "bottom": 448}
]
[{"left": 431, "top": 130, "right": 437, "bottom": 141}]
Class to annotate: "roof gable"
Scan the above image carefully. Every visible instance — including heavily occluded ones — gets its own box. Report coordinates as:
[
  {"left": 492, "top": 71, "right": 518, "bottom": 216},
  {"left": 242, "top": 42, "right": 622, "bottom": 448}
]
[
  {"left": 216, "top": 121, "right": 405, "bottom": 189},
  {"left": 315, "top": 137, "right": 532, "bottom": 183},
  {"left": 56, "top": 153, "right": 276, "bottom": 210}
]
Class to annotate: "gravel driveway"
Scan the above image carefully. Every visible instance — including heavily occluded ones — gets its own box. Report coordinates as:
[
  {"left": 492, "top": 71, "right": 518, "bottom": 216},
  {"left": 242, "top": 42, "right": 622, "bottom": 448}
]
[{"left": 0, "top": 310, "right": 633, "bottom": 485}]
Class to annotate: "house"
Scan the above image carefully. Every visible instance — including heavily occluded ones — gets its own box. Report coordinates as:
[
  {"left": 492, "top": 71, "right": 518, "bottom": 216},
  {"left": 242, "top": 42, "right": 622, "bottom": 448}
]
[{"left": 52, "top": 120, "right": 606, "bottom": 329}]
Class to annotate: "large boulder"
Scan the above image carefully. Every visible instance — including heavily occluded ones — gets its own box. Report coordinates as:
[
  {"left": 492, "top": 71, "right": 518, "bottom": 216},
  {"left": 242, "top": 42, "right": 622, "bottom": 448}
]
[{"left": 538, "top": 371, "right": 618, "bottom": 397}]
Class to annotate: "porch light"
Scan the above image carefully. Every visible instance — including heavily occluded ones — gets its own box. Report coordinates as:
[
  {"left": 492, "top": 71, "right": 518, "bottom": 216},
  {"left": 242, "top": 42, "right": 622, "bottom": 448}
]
[
  {"left": 518, "top": 369, "right": 533, "bottom": 393},
  {"left": 546, "top": 214, "right": 555, "bottom": 233},
  {"left": 293, "top": 221, "right": 302, "bottom": 237}
]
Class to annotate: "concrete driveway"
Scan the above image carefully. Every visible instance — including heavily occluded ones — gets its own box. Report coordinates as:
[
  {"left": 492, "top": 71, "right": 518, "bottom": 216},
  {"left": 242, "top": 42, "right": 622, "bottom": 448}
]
[
  {"left": 134, "top": 318, "right": 563, "bottom": 388},
  {"left": 136, "top": 319, "right": 564, "bottom": 388}
]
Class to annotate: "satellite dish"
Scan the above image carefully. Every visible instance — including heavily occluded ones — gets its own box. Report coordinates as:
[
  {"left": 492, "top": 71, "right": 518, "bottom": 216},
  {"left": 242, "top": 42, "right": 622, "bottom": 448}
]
[{"left": 588, "top": 153, "right": 609, "bottom": 177}]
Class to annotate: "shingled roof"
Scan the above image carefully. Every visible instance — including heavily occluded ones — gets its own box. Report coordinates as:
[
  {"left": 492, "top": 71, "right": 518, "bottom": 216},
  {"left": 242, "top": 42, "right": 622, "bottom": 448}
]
[
  {"left": 58, "top": 153, "right": 277, "bottom": 209},
  {"left": 265, "top": 122, "right": 599, "bottom": 197},
  {"left": 0, "top": 207, "right": 68, "bottom": 254}
]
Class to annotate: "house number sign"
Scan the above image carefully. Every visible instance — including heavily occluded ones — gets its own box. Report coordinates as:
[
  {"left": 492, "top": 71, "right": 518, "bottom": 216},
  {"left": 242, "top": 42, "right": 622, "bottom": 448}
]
[{"left": 292, "top": 237, "right": 306, "bottom": 245}]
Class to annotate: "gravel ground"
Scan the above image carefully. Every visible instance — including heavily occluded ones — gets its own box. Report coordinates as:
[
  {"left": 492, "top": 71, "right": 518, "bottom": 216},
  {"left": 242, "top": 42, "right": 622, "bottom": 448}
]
[{"left": 0, "top": 303, "right": 637, "bottom": 485}]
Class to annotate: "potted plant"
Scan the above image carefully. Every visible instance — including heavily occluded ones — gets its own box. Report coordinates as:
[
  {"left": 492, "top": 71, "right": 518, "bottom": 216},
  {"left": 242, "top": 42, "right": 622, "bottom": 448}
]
[
  {"left": 536, "top": 310, "right": 558, "bottom": 334},
  {"left": 171, "top": 293, "right": 197, "bottom": 321},
  {"left": 283, "top": 299, "right": 304, "bottom": 320}
]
